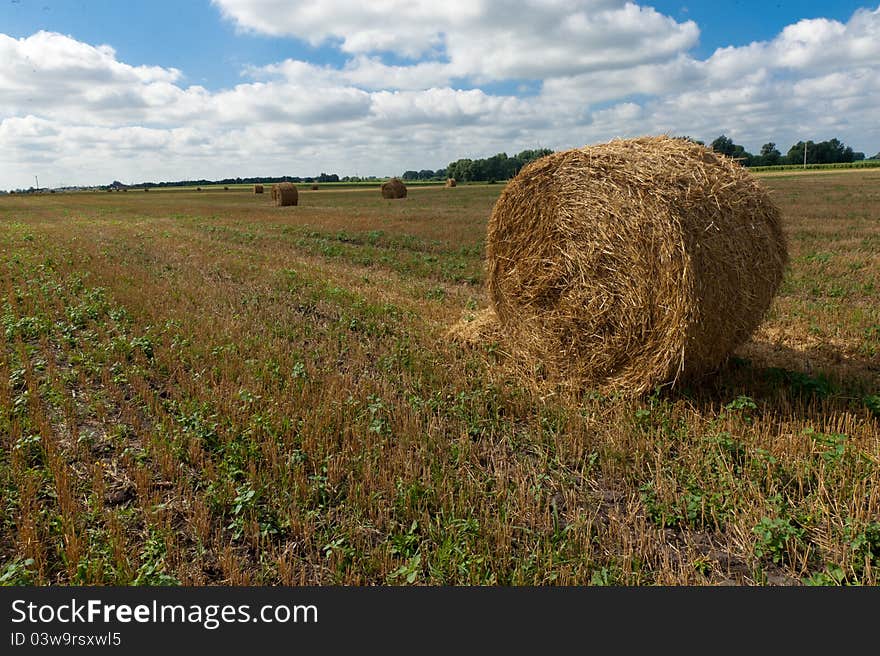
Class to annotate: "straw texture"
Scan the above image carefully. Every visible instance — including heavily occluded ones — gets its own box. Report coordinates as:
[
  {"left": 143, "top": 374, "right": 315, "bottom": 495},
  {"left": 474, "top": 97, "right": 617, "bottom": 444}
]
[{"left": 458, "top": 135, "right": 788, "bottom": 394}]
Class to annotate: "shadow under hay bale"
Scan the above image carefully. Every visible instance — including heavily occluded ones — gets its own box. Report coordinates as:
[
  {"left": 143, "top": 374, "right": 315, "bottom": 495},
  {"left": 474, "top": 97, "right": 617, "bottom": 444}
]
[
  {"left": 253, "top": 184, "right": 264, "bottom": 194},
  {"left": 272, "top": 182, "right": 298, "bottom": 207},
  {"left": 451, "top": 135, "right": 789, "bottom": 395},
  {"left": 381, "top": 178, "right": 407, "bottom": 199}
]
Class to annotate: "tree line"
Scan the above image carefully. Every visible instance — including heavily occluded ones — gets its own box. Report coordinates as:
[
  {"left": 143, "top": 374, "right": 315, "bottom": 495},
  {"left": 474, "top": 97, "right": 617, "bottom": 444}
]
[
  {"left": 408, "top": 137, "right": 878, "bottom": 185},
  {"left": 125, "top": 172, "right": 359, "bottom": 189},
  {"left": 698, "top": 135, "right": 875, "bottom": 167},
  {"left": 14, "top": 136, "right": 875, "bottom": 193}
]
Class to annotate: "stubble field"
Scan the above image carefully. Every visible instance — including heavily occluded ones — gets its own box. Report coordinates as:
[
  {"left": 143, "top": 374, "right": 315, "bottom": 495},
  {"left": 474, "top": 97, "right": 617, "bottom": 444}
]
[{"left": 1, "top": 171, "right": 878, "bottom": 586}]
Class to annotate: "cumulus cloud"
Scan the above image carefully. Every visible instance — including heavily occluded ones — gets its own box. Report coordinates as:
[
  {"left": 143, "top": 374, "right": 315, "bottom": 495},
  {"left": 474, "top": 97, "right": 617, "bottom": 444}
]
[
  {"left": 0, "top": 31, "right": 209, "bottom": 127},
  {"left": 1, "top": 4, "right": 879, "bottom": 189},
  {"left": 214, "top": 0, "right": 699, "bottom": 79}
]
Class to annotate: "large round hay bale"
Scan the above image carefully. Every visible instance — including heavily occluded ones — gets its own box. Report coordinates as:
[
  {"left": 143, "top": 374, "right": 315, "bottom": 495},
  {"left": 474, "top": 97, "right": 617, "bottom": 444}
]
[
  {"left": 381, "top": 178, "right": 407, "bottom": 199},
  {"left": 254, "top": 184, "right": 264, "bottom": 194},
  {"left": 272, "top": 182, "right": 298, "bottom": 207},
  {"left": 482, "top": 135, "right": 788, "bottom": 394},
  {"left": 445, "top": 178, "right": 457, "bottom": 188}
]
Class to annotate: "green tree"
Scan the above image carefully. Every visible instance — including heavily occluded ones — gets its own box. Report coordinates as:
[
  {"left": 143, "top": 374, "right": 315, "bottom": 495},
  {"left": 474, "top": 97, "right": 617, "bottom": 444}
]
[
  {"left": 759, "top": 142, "right": 781, "bottom": 166},
  {"left": 711, "top": 135, "right": 736, "bottom": 157},
  {"left": 785, "top": 141, "right": 813, "bottom": 165},
  {"left": 784, "top": 138, "right": 863, "bottom": 165},
  {"left": 711, "top": 135, "right": 753, "bottom": 165}
]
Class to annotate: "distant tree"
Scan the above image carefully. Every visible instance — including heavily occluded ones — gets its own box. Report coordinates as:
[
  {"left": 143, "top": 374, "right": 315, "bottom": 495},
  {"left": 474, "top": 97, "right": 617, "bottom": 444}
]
[
  {"left": 784, "top": 138, "right": 863, "bottom": 165},
  {"left": 417, "top": 169, "right": 435, "bottom": 180},
  {"left": 446, "top": 158, "right": 474, "bottom": 182},
  {"left": 485, "top": 153, "right": 517, "bottom": 181},
  {"left": 401, "top": 170, "right": 419, "bottom": 181},
  {"left": 446, "top": 149, "right": 553, "bottom": 182},
  {"left": 759, "top": 142, "right": 781, "bottom": 166},
  {"left": 710, "top": 135, "right": 736, "bottom": 157},
  {"left": 514, "top": 148, "right": 553, "bottom": 169},
  {"left": 785, "top": 141, "right": 812, "bottom": 165},
  {"left": 710, "top": 135, "right": 754, "bottom": 164}
]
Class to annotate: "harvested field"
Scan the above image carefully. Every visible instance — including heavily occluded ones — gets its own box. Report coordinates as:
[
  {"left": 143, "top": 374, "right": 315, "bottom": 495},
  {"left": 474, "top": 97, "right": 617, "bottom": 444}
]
[{"left": 0, "top": 172, "right": 877, "bottom": 585}]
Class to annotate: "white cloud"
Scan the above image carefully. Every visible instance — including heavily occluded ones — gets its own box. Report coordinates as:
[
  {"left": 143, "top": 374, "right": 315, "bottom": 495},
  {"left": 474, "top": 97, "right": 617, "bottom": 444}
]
[
  {"left": 252, "top": 56, "right": 456, "bottom": 91},
  {"left": 214, "top": 0, "right": 699, "bottom": 79},
  {"left": 1, "top": 5, "right": 880, "bottom": 190},
  {"left": 0, "top": 31, "right": 208, "bottom": 127}
]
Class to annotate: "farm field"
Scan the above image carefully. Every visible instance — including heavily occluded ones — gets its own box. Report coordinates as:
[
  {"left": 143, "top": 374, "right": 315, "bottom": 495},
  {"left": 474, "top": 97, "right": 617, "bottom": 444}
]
[{"left": 0, "top": 172, "right": 878, "bottom": 586}]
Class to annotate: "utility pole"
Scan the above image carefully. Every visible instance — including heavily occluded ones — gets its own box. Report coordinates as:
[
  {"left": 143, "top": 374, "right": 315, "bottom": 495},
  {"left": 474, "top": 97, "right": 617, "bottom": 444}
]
[
  {"left": 35, "top": 175, "right": 39, "bottom": 189},
  {"left": 803, "top": 142, "right": 807, "bottom": 169}
]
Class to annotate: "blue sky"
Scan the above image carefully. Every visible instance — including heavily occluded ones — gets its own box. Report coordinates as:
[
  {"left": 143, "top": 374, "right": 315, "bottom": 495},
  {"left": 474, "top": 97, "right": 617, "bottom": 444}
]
[
  {"left": 1, "top": 1, "right": 879, "bottom": 188},
  {"left": 1, "top": 1, "right": 871, "bottom": 88},
  {"left": 0, "top": 0, "right": 347, "bottom": 89}
]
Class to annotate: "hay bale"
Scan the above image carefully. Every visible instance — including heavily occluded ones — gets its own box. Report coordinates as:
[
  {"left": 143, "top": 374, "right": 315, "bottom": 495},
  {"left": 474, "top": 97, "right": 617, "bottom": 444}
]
[
  {"left": 471, "top": 135, "right": 787, "bottom": 394},
  {"left": 311, "top": 184, "right": 319, "bottom": 191},
  {"left": 445, "top": 178, "right": 457, "bottom": 188},
  {"left": 381, "top": 178, "right": 407, "bottom": 199},
  {"left": 272, "top": 182, "right": 298, "bottom": 207},
  {"left": 254, "top": 184, "right": 264, "bottom": 194},
  {"left": 224, "top": 186, "right": 229, "bottom": 191},
  {"left": 196, "top": 187, "right": 201, "bottom": 191}
]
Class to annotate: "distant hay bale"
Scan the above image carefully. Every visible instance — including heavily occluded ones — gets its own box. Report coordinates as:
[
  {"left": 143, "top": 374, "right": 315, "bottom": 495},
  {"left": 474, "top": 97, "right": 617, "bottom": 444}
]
[
  {"left": 224, "top": 186, "right": 229, "bottom": 190},
  {"left": 144, "top": 187, "right": 149, "bottom": 192},
  {"left": 254, "top": 184, "right": 264, "bottom": 194},
  {"left": 445, "top": 178, "right": 457, "bottom": 188},
  {"left": 454, "top": 135, "right": 788, "bottom": 394},
  {"left": 311, "top": 184, "right": 319, "bottom": 191},
  {"left": 272, "top": 182, "right": 298, "bottom": 207},
  {"left": 381, "top": 178, "right": 407, "bottom": 199},
  {"left": 196, "top": 187, "right": 201, "bottom": 191}
]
